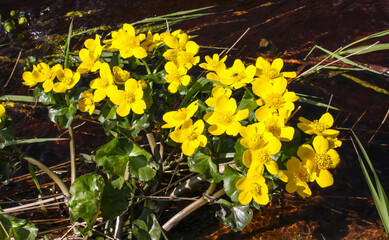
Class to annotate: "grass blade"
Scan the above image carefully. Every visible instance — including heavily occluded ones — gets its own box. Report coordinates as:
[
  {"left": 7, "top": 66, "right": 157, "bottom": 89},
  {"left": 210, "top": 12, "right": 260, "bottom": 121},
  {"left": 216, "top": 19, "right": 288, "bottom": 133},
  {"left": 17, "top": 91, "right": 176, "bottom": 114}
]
[
  {"left": 340, "top": 29, "right": 389, "bottom": 52},
  {"left": 7, "top": 138, "right": 69, "bottom": 146},
  {"left": 64, "top": 18, "right": 74, "bottom": 69},
  {"left": 350, "top": 129, "right": 389, "bottom": 236},
  {"left": 0, "top": 95, "right": 37, "bottom": 103}
]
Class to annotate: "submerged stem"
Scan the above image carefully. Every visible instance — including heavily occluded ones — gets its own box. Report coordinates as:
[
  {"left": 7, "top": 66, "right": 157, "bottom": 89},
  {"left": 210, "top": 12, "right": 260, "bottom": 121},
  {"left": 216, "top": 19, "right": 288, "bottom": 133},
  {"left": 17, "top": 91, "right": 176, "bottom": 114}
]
[
  {"left": 162, "top": 186, "right": 225, "bottom": 232},
  {"left": 23, "top": 156, "right": 70, "bottom": 197},
  {"left": 68, "top": 125, "right": 76, "bottom": 185}
]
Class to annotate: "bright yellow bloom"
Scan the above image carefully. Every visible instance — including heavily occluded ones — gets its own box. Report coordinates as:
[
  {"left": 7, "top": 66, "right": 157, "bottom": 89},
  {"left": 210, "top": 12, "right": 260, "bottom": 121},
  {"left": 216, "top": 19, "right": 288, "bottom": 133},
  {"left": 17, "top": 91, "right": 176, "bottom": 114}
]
[
  {"left": 109, "top": 23, "right": 147, "bottom": 59},
  {"left": 77, "top": 34, "right": 103, "bottom": 74},
  {"left": 175, "top": 43, "right": 200, "bottom": 69},
  {"left": 164, "top": 61, "right": 191, "bottom": 93},
  {"left": 170, "top": 119, "right": 207, "bottom": 156},
  {"left": 255, "top": 57, "right": 296, "bottom": 82},
  {"left": 217, "top": 59, "right": 256, "bottom": 89},
  {"left": 112, "top": 66, "right": 130, "bottom": 84},
  {"left": 199, "top": 54, "right": 227, "bottom": 72},
  {"left": 253, "top": 77, "right": 299, "bottom": 119},
  {"left": 141, "top": 31, "right": 162, "bottom": 52},
  {"left": 255, "top": 107, "right": 295, "bottom": 141},
  {"left": 163, "top": 31, "right": 189, "bottom": 61},
  {"left": 203, "top": 96, "right": 249, "bottom": 136},
  {"left": 22, "top": 63, "right": 62, "bottom": 92},
  {"left": 236, "top": 168, "right": 269, "bottom": 205},
  {"left": 0, "top": 104, "right": 5, "bottom": 123},
  {"left": 162, "top": 100, "right": 198, "bottom": 129},
  {"left": 240, "top": 122, "right": 281, "bottom": 175},
  {"left": 279, "top": 157, "right": 315, "bottom": 198},
  {"left": 297, "top": 136, "right": 340, "bottom": 188},
  {"left": 90, "top": 63, "right": 114, "bottom": 102},
  {"left": 53, "top": 68, "right": 80, "bottom": 93},
  {"left": 78, "top": 90, "right": 95, "bottom": 115},
  {"left": 108, "top": 78, "right": 146, "bottom": 116},
  {"left": 205, "top": 85, "right": 232, "bottom": 107},
  {"left": 297, "top": 112, "right": 339, "bottom": 137}
]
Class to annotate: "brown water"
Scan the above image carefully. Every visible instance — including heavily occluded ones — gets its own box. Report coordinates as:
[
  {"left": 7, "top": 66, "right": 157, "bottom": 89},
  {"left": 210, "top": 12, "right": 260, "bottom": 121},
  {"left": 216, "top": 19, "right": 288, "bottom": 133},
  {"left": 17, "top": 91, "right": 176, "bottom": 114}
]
[{"left": 0, "top": 0, "right": 389, "bottom": 239}]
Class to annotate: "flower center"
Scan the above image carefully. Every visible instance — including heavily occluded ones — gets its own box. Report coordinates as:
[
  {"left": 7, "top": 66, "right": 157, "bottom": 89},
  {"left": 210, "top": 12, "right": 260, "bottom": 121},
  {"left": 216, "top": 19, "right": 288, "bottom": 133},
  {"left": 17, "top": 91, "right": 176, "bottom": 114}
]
[
  {"left": 219, "top": 112, "right": 233, "bottom": 125},
  {"left": 249, "top": 183, "right": 262, "bottom": 197},
  {"left": 312, "top": 120, "right": 327, "bottom": 132},
  {"left": 253, "top": 149, "right": 270, "bottom": 164},
  {"left": 266, "top": 93, "right": 285, "bottom": 109},
  {"left": 186, "top": 129, "right": 199, "bottom": 141},
  {"left": 294, "top": 168, "right": 310, "bottom": 185},
  {"left": 123, "top": 92, "right": 136, "bottom": 104},
  {"left": 264, "top": 67, "right": 280, "bottom": 79},
  {"left": 314, "top": 154, "right": 331, "bottom": 170}
]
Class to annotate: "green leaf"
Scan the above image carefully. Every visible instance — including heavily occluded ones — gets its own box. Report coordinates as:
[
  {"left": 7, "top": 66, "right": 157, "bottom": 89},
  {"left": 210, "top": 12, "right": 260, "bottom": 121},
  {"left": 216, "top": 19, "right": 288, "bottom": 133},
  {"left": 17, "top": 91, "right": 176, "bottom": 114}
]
[
  {"left": 215, "top": 200, "right": 253, "bottom": 232},
  {"left": 179, "top": 77, "right": 210, "bottom": 108},
  {"left": 188, "top": 152, "right": 222, "bottom": 183},
  {"left": 0, "top": 214, "right": 38, "bottom": 240},
  {"left": 233, "top": 138, "right": 246, "bottom": 169},
  {"left": 0, "top": 95, "right": 37, "bottom": 103},
  {"left": 223, "top": 165, "right": 244, "bottom": 203},
  {"left": 100, "top": 181, "right": 132, "bottom": 219},
  {"left": 130, "top": 113, "right": 151, "bottom": 139},
  {"left": 132, "top": 214, "right": 162, "bottom": 240},
  {"left": 33, "top": 88, "right": 56, "bottom": 105},
  {"left": 48, "top": 105, "right": 77, "bottom": 128},
  {"left": 95, "top": 137, "right": 130, "bottom": 189},
  {"left": 0, "top": 118, "right": 15, "bottom": 149},
  {"left": 237, "top": 90, "right": 258, "bottom": 112},
  {"left": 67, "top": 173, "right": 105, "bottom": 236}
]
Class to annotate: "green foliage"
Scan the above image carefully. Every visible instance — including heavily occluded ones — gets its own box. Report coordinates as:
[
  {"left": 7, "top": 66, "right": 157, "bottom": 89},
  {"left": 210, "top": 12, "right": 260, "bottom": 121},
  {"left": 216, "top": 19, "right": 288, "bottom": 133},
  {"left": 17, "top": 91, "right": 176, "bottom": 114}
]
[
  {"left": 67, "top": 173, "right": 105, "bottom": 236},
  {"left": 223, "top": 165, "right": 244, "bottom": 203},
  {"left": 188, "top": 152, "right": 222, "bottom": 183},
  {"left": 132, "top": 214, "right": 162, "bottom": 240},
  {"left": 100, "top": 181, "right": 133, "bottom": 219},
  {"left": 215, "top": 199, "right": 253, "bottom": 232},
  {"left": 0, "top": 214, "right": 38, "bottom": 240}
]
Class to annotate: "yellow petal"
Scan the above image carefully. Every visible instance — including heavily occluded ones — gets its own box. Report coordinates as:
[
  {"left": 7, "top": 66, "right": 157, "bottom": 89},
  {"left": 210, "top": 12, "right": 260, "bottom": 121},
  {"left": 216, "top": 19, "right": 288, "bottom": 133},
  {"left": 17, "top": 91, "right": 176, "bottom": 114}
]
[
  {"left": 297, "top": 144, "right": 315, "bottom": 161},
  {"left": 238, "top": 190, "right": 252, "bottom": 205},
  {"left": 319, "top": 112, "right": 334, "bottom": 128},
  {"left": 265, "top": 160, "right": 279, "bottom": 175},
  {"left": 316, "top": 169, "right": 333, "bottom": 188}
]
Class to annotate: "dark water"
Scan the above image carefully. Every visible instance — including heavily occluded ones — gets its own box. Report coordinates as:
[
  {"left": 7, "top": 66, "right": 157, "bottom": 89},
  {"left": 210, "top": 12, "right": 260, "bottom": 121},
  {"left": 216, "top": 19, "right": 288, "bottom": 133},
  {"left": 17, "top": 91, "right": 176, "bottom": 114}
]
[{"left": 1, "top": 0, "right": 389, "bottom": 238}]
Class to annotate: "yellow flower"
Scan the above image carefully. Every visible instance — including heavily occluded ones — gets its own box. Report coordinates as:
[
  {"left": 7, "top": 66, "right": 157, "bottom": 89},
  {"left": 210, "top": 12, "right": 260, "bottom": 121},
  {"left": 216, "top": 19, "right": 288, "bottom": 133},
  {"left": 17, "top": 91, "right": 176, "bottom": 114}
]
[
  {"left": 108, "top": 78, "right": 146, "bottom": 117},
  {"left": 112, "top": 66, "right": 130, "bottom": 84},
  {"left": 205, "top": 85, "right": 232, "bottom": 107},
  {"left": 255, "top": 107, "right": 295, "bottom": 141},
  {"left": 297, "top": 136, "right": 340, "bottom": 188},
  {"left": 109, "top": 23, "right": 147, "bottom": 59},
  {"left": 253, "top": 77, "right": 298, "bottom": 119},
  {"left": 164, "top": 61, "right": 191, "bottom": 93},
  {"left": 236, "top": 168, "right": 269, "bottom": 205},
  {"left": 162, "top": 100, "right": 198, "bottom": 129},
  {"left": 279, "top": 157, "right": 315, "bottom": 198},
  {"left": 163, "top": 31, "right": 189, "bottom": 61},
  {"left": 53, "top": 68, "right": 80, "bottom": 93},
  {"left": 199, "top": 54, "right": 227, "bottom": 72},
  {"left": 218, "top": 59, "right": 256, "bottom": 89},
  {"left": 240, "top": 122, "right": 281, "bottom": 175},
  {"left": 22, "top": 63, "right": 62, "bottom": 92},
  {"left": 170, "top": 119, "right": 207, "bottom": 156},
  {"left": 297, "top": 112, "right": 339, "bottom": 137},
  {"left": 175, "top": 42, "right": 200, "bottom": 69},
  {"left": 90, "top": 63, "right": 114, "bottom": 102},
  {"left": 141, "top": 31, "right": 162, "bottom": 52},
  {"left": 204, "top": 96, "right": 249, "bottom": 136},
  {"left": 78, "top": 90, "right": 95, "bottom": 115},
  {"left": 255, "top": 57, "right": 296, "bottom": 82},
  {"left": 0, "top": 104, "right": 5, "bottom": 123},
  {"left": 77, "top": 34, "right": 103, "bottom": 74}
]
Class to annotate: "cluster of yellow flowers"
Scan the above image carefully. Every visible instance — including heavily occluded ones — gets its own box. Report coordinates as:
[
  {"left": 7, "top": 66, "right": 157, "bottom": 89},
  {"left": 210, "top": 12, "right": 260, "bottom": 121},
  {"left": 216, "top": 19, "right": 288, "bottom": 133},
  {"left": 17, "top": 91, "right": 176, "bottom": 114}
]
[
  {"left": 0, "top": 104, "right": 5, "bottom": 123},
  {"left": 20, "top": 23, "right": 342, "bottom": 206},
  {"left": 279, "top": 113, "right": 342, "bottom": 197},
  {"left": 22, "top": 62, "right": 80, "bottom": 93}
]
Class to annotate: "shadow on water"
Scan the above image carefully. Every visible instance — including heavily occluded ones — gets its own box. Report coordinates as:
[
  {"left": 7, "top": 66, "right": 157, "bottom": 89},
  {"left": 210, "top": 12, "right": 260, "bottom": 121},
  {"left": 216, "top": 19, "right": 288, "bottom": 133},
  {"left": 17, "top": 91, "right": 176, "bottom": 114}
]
[{"left": 0, "top": 0, "right": 388, "bottom": 238}]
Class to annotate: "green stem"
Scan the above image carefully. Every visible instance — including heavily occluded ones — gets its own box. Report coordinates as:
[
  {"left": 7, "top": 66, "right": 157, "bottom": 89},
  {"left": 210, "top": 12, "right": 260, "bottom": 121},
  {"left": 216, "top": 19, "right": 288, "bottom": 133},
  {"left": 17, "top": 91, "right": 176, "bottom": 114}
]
[
  {"left": 23, "top": 156, "right": 70, "bottom": 197},
  {"left": 141, "top": 59, "right": 151, "bottom": 74},
  {"left": 244, "top": 86, "right": 256, "bottom": 99},
  {"left": 68, "top": 125, "right": 76, "bottom": 185}
]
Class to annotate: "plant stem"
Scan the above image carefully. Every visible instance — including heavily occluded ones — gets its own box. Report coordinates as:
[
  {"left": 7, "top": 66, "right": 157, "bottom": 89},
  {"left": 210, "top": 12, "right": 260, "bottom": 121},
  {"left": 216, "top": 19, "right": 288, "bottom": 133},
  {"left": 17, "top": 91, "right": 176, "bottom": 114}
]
[
  {"left": 141, "top": 59, "right": 152, "bottom": 74},
  {"left": 23, "top": 156, "right": 70, "bottom": 197},
  {"left": 162, "top": 187, "right": 225, "bottom": 232},
  {"left": 68, "top": 125, "right": 76, "bottom": 185}
]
